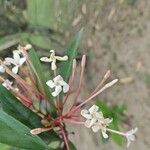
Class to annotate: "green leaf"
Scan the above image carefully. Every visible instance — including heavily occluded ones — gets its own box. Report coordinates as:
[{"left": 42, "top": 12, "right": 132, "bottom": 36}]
[
  {"left": 110, "top": 121, "right": 123, "bottom": 146},
  {"left": 96, "top": 100, "right": 111, "bottom": 116},
  {"left": 0, "top": 85, "right": 42, "bottom": 128},
  {"left": 68, "top": 141, "right": 77, "bottom": 150},
  {"left": 29, "top": 48, "right": 56, "bottom": 116},
  {"left": 0, "top": 143, "right": 10, "bottom": 150},
  {"left": 29, "top": 48, "right": 52, "bottom": 98},
  {"left": 0, "top": 110, "right": 50, "bottom": 150},
  {"left": 59, "top": 29, "right": 83, "bottom": 82},
  {"left": 0, "top": 85, "right": 59, "bottom": 143}
]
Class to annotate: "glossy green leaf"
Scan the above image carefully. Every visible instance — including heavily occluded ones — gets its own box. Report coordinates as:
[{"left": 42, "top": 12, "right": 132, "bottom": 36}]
[
  {"left": 0, "top": 85, "right": 42, "bottom": 128},
  {"left": 0, "top": 110, "right": 50, "bottom": 150},
  {"left": 59, "top": 29, "right": 83, "bottom": 82},
  {"left": 0, "top": 85, "right": 59, "bottom": 143}
]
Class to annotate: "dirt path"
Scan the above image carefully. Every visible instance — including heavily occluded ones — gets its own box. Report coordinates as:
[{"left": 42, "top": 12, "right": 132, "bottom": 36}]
[{"left": 66, "top": 0, "right": 150, "bottom": 149}]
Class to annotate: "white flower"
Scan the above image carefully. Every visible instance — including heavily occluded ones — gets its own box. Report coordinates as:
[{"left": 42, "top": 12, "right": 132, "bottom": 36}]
[
  {"left": 2, "top": 79, "right": 13, "bottom": 90},
  {"left": 91, "top": 118, "right": 113, "bottom": 138},
  {"left": 81, "top": 105, "right": 103, "bottom": 128},
  {"left": 40, "top": 50, "right": 68, "bottom": 70},
  {"left": 0, "top": 64, "right": 5, "bottom": 73},
  {"left": 46, "top": 75, "right": 69, "bottom": 97},
  {"left": 125, "top": 127, "right": 138, "bottom": 148},
  {"left": 0, "top": 60, "right": 11, "bottom": 73},
  {"left": 5, "top": 51, "right": 26, "bottom": 74},
  {"left": 81, "top": 105, "right": 112, "bottom": 138}
]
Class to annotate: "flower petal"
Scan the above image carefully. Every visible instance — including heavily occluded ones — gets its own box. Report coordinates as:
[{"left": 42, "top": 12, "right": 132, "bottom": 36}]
[
  {"left": 81, "top": 109, "right": 92, "bottom": 119},
  {"left": 102, "top": 129, "right": 108, "bottom": 139},
  {"left": 51, "top": 60, "right": 57, "bottom": 70},
  {"left": 55, "top": 56, "right": 68, "bottom": 61},
  {"left": 12, "top": 65, "right": 19, "bottom": 74},
  {"left": 53, "top": 75, "right": 62, "bottom": 83},
  {"left": 52, "top": 85, "right": 62, "bottom": 97},
  {"left": 5, "top": 57, "right": 16, "bottom": 65},
  {"left": 89, "top": 118, "right": 97, "bottom": 127},
  {"left": 40, "top": 57, "right": 52, "bottom": 62},
  {"left": 105, "top": 118, "right": 113, "bottom": 125},
  {"left": 84, "top": 119, "right": 92, "bottom": 128},
  {"left": 2, "top": 80, "right": 13, "bottom": 90},
  {"left": 0, "top": 65, "right": 5, "bottom": 73},
  {"left": 59, "top": 79, "right": 67, "bottom": 86},
  {"left": 13, "top": 51, "right": 20, "bottom": 63},
  {"left": 2, "top": 82, "right": 9, "bottom": 90},
  {"left": 63, "top": 84, "right": 69, "bottom": 93},
  {"left": 19, "top": 57, "right": 26, "bottom": 66},
  {"left": 89, "top": 105, "right": 99, "bottom": 114},
  {"left": 92, "top": 124, "right": 100, "bottom": 132},
  {"left": 46, "top": 80, "right": 55, "bottom": 88},
  {"left": 81, "top": 109, "right": 88, "bottom": 116},
  {"left": 127, "top": 139, "right": 131, "bottom": 148},
  {"left": 94, "top": 112, "right": 103, "bottom": 119}
]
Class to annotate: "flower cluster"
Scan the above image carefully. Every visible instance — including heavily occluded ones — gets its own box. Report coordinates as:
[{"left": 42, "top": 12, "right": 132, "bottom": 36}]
[
  {"left": 81, "top": 105, "right": 138, "bottom": 147},
  {"left": 0, "top": 45, "right": 138, "bottom": 149},
  {"left": 0, "top": 44, "right": 32, "bottom": 91},
  {"left": 81, "top": 105, "right": 112, "bottom": 138}
]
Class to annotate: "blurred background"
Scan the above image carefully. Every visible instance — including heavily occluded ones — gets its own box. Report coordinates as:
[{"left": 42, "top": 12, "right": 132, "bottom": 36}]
[{"left": 0, "top": 0, "right": 150, "bottom": 149}]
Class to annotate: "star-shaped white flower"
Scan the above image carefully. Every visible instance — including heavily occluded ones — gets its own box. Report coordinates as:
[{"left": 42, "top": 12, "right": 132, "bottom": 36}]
[
  {"left": 40, "top": 50, "right": 68, "bottom": 70},
  {"left": 81, "top": 105, "right": 104, "bottom": 128},
  {"left": 46, "top": 75, "right": 69, "bottom": 97},
  {"left": 2, "top": 79, "right": 13, "bottom": 90},
  {"left": 5, "top": 51, "right": 26, "bottom": 74},
  {"left": 125, "top": 127, "right": 138, "bottom": 147},
  {"left": 91, "top": 118, "right": 113, "bottom": 138},
  {"left": 81, "top": 105, "right": 112, "bottom": 138}
]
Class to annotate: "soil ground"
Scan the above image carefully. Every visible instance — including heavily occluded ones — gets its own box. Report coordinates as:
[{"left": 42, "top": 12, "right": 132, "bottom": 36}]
[{"left": 65, "top": 0, "right": 150, "bottom": 149}]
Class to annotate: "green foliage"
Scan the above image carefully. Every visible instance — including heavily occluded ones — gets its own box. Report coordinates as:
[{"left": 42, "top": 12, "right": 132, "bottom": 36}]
[
  {"left": 0, "top": 85, "right": 59, "bottom": 143},
  {"left": 68, "top": 141, "right": 77, "bottom": 150},
  {"left": 96, "top": 100, "right": 127, "bottom": 146},
  {"left": 0, "top": 110, "right": 51, "bottom": 150},
  {"left": 0, "top": 143, "right": 10, "bottom": 150},
  {"left": 29, "top": 48, "right": 57, "bottom": 116},
  {"left": 0, "top": 29, "right": 83, "bottom": 149},
  {"left": 0, "top": 85, "right": 42, "bottom": 128},
  {"left": 59, "top": 29, "right": 83, "bottom": 82}
]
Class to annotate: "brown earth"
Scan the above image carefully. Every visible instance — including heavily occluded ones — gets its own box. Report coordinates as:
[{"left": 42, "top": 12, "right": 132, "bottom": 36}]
[{"left": 65, "top": 0, "right": 150, "bottom": 149}]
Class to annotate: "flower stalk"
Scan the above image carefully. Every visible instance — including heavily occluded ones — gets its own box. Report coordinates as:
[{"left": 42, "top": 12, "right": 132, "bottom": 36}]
[{"left": 0, "top": 45, "right": 138, "bottom": 149}]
